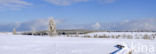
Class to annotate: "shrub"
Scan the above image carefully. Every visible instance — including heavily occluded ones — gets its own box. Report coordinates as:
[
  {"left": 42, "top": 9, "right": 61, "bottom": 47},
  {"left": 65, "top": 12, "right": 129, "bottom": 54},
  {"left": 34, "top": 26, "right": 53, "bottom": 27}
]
[
  {"left": 127, "top": 35, "right": 133, "bottom": 39},
  {"left": 94, "top": 34, "right": 98, "bottom": 38},
  {"left": 143, "top": 34, "right": 150, "bottom": 40},
  {"left": 111, "top": 35, "right": 115, "bottom": 39}
]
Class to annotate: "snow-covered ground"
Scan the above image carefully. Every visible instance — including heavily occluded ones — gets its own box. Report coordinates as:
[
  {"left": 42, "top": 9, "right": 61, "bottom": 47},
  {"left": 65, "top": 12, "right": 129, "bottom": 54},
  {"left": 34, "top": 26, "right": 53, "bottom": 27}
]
[
  {"left": 84, "top": 32, "right": 156, "bottom": 40},
  {"left": 87, "top": 32, "right": 156, "bottom": 36},
  {"left": 0, "top": 32, "right": 156, "bottom": 54}
]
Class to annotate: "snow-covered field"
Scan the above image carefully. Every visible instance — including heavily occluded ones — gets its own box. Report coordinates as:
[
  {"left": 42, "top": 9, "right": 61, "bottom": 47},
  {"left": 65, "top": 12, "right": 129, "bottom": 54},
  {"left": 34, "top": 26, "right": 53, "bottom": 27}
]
[{"left": 0, "top": 32, "right": 156, "bottom": 54}]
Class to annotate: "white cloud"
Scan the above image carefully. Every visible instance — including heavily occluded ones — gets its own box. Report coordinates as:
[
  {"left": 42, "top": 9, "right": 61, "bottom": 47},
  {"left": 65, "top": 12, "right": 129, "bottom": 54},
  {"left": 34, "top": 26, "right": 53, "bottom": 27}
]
[
  {"left": 105, "top": 0, "right": 116, "bottom": 3},
  {"left": 44, "top": 0, "right": 88, "bottom": 6},
  {"left": 15, "top": 22, "right": 21, "bottom": 28},
  {"left": 0, "top": 0, "right": 117, "bottom": 10},
  {"left": 26, "top": 17, "right": 64, "bottom": 31},
  {"left": 44, "top": 0, "right": 117, "bottom": 6},
  {"left": 0, "top": 16, "right": 65, "bottom": 31},
  {"left": 98, "top": 0, "right": 116, "bottom": 4},
  {"left": 1, "top": 18, "right": 156, "bottom": 32},
  {"left": 92, "top": 22, "right": 101, "bottom": 29},
  {"left": 0, "top": 0, "right": 32, "bottom": 10}
]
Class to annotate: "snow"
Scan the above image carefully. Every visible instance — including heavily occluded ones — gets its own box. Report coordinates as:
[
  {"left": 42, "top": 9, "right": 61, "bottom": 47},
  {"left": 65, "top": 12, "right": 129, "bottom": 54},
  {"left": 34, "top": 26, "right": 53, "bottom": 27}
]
[
  {"left": 87, "top": 32, "right": 156, "bottom": 36},
  {"left": 85, "top": 32, "right": 156, "bottom": 39},
  {"left": 0, "top": 32, "right": 156, "bottom": 54}
]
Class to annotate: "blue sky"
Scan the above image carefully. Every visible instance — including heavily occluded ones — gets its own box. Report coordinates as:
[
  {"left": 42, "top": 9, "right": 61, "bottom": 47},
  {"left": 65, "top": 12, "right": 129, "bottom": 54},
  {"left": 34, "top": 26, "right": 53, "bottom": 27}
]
[
  {"left": 0, "top": 0, "right": 156, "bottom": 24},
  {"left": 0, "top": 0, "right": 156, "bottom": 32}
]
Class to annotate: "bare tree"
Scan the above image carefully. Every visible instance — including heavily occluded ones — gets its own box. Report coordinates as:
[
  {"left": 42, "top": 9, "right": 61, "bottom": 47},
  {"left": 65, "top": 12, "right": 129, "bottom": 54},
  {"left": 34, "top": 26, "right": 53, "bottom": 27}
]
[
  {"left": 31, "top": 27, "right": 36, "bottom": 36},
  {"left": 13, "top": 28, "right": 16, "bottom": 35},
  {"left": 75, "top": 32, "right": 79, "bottom": 37}
]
